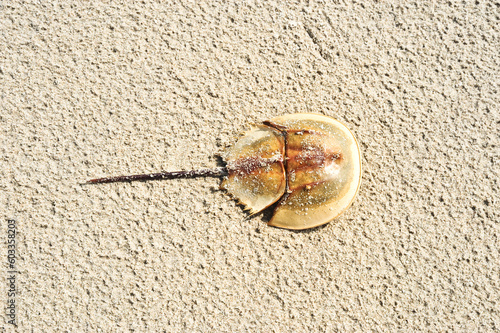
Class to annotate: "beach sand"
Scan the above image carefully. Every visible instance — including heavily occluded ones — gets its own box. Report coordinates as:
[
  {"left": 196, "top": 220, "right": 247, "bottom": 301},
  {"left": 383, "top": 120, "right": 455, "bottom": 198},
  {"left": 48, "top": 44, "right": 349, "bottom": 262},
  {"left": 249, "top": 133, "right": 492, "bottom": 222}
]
[{"left": 1, "top": 1, "right": 499, "bottom": 331}]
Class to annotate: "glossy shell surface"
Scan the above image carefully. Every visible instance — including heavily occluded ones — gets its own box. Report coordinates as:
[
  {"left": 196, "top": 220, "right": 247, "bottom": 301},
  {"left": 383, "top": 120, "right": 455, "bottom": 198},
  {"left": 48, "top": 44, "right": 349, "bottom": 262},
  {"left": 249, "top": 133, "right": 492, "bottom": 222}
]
[
  {"left": 221, "top": 113, "right": 362, "bottom": 230},
  {"left": 221, "top": 125, "right": 286, "bottom": 214}
]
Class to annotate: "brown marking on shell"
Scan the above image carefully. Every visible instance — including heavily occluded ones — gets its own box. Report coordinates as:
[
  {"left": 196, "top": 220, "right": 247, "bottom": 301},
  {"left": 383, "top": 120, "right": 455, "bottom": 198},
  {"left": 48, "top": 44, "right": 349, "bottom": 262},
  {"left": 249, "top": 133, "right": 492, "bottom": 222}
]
[
  {"left": 226, "top": 155, "right": 283, "bottom": 176},
  {"left": 285, "top": 133, "right": 344, "bottom": 191}
]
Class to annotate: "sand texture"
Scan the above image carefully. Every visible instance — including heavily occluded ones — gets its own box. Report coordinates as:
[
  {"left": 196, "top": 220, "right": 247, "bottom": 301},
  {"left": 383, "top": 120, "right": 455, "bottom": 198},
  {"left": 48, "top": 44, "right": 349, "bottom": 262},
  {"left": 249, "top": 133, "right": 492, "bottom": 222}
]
[{"left": 1, "top": 1, "right": 499, "bottom": 331}]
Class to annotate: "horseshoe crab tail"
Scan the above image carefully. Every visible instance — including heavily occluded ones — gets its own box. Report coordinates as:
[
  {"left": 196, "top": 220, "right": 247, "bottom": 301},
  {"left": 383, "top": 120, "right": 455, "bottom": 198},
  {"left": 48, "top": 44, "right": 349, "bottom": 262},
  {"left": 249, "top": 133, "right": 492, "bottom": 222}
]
[{"left": 87, "top": 167, "right": 228, "bottom": 184}]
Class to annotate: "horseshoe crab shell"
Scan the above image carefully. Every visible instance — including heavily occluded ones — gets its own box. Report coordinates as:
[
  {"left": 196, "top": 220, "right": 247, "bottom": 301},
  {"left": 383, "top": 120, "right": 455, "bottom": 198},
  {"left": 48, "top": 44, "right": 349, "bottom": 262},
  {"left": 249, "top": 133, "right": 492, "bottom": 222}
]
[{"left": 221, "top": 113, "right": 362, "bottom": 230}]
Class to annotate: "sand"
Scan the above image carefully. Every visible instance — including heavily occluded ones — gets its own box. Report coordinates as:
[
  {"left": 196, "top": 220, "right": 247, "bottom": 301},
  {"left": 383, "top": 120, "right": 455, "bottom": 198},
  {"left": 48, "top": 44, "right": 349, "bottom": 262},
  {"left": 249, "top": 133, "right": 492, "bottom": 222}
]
[{"left": 1, "top": 1, "right": 499, "bottom": 331}]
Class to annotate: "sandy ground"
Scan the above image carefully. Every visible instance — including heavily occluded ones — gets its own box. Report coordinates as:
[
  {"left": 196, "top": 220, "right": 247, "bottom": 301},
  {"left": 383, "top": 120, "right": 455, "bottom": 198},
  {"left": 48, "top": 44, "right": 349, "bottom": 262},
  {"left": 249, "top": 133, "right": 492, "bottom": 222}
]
[{"left": 1, "top": 1, "right": 499, "bottom": 331}]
